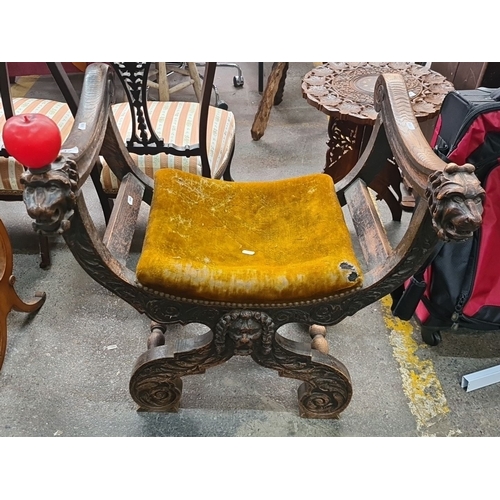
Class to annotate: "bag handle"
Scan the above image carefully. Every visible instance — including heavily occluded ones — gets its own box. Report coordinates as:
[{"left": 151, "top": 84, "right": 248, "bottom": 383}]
[{"left": 490, "top": 88, "right": 500, "bottom": 101}]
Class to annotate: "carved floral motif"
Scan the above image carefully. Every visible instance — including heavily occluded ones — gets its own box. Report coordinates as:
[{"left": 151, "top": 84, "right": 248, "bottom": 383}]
[{"left": 302, "top": 62, "right": 454, "bottom": 123}]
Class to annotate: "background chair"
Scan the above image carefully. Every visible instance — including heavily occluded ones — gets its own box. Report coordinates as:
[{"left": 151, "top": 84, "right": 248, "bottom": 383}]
[
  {"left": 99, "top": 62, "right": 236, "bottom": 200},
  {"left": 147, "top": 63, "right": 202, "bottom": 102},
  {"left": 15, "top": 64, "right": 485, "bottom": 419},
  {"left": 0, "top": 62, "right": 111, "bottom": 268},
  {"left": 0, "top": 63, "right": 76, "bottom": 268},
  {"left": 147, "top": 63, "right": 244, "bottom": 108}
]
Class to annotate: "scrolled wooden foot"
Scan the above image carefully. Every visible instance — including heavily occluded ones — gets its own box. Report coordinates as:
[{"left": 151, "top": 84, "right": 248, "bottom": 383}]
[
  {"left": 130, "top": 359, "right": 183, "bottom": 412},
  {"left": 130, "top": 329, "right": 231, "bottom": 412},
  {"left": 253, "top": 330, "right": 352, "bottom": 419},
  {"left": 297, "top": 370, "right": 351, "bottom": 419}
]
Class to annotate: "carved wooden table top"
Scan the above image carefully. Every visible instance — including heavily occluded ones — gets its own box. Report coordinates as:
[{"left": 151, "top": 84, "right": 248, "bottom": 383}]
[{"left": 302, "top": 62, "right": 455, "bottom": 125}]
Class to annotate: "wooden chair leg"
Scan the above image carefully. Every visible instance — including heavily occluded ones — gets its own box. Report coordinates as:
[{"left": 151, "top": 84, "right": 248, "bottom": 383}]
[
  {"left": 187, "top": 62, "right": 202, "bottom": 102},
  {"left": 0, "top": 219, "right": 46, "bottom": 370},
  {"left": 157, "top": 62, "right": 170, "bottom": 102},
  {"left": 38, "top": 234, "right": 51, "bottom": 269}
]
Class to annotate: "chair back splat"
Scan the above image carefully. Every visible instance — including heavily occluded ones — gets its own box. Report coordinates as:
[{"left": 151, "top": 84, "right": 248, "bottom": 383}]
[
  {"left": 16, "top": 65, "right": 485, "bottom": 419},
  {"left": 98, "top": 63, "right": 235, "bottom": 206},
  {"left": 111, "top": 62, "right": 223, "bottom": 179}
]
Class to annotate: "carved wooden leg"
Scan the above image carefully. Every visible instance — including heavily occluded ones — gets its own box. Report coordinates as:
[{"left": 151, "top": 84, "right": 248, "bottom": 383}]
[
  {"left": 368, "top": 159, "right": 403, "bottom": 222},
  {"left": 252, "top": 328, "right": 352, "bottom": 419},
  {"left": 129, "top": 328, "right": 232, "bottom": 412},
  {"left": 0, "top": 219, "right": 46, "bottom": 370},
  {"left": 38, "top": 234, "right": 51, "bottom": 269},
  {"left": 130, "top": 310, "right": 352, "bottom": 418},
  {"left": 216, "top": 310, "right": 351, "bottom": 418}
]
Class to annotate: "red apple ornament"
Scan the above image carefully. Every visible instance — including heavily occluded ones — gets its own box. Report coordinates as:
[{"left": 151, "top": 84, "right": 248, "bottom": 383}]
[{"left": 2, "top": 113, "right": 61, "bottom": 169}]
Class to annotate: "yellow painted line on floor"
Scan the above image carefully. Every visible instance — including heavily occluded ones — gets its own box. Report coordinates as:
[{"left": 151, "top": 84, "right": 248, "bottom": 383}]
[
  {"left": 10, "top": 76, "right": 39, "bottom": 98},
  {"left": 380, "top": 295, "right": 456, "bottom": 433}
]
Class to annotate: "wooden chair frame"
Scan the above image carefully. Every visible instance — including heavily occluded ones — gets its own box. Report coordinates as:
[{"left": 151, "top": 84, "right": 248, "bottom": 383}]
[{"left": 16, "top": 63, "right": 485, "bottom": 419}]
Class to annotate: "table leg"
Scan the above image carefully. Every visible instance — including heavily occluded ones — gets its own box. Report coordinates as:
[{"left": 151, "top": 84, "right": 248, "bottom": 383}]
[
  {"left": 324, "top": 119, "right": 403, "bottom": 221},
  {"left": 368, "top": 159, "right": 403, "bottom": 222},
  {"left": 324, "top": 119, "right": 365, "bottom": 183}
]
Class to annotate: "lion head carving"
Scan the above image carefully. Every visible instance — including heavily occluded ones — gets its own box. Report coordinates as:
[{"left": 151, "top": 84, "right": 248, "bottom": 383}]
[
  {"left": 215, "top": 310, "right": 274, "bottom": 356},
  {"left": 20, "top": 158, "right": 79, "bottom": 235},
  {"left": 425, "top": 162, "right": 485, "bottom": 242}
]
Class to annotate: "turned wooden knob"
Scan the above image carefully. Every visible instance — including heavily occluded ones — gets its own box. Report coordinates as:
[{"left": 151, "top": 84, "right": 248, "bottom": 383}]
[
  {"left": 309, "top": 324, "right": 327, "bottom": 338},
  {"left": 311, "top": 335, "right": 329, "bottom": 354},
  {"left": 147, "top": 327, "right": 165, "bottom": 349}
]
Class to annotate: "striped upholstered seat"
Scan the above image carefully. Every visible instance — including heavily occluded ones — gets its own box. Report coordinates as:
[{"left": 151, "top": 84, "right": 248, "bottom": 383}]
[
  {"left": 100, "top": 100, "right": 236, "bottom": 195},
  {"left": 0, "top": 98, "right": 74, "bottom": 195}
]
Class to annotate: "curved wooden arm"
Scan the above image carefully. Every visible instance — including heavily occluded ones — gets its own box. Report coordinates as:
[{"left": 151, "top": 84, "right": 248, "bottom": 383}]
[
  {"left": 58, "top": 62, "right": 114, "bottom": 188},
  {"left": 19, "top": 63, "right": 115, "bottom": 236},
  {"left": 374, "top": 73, "right": 448, "bottom": 197}
]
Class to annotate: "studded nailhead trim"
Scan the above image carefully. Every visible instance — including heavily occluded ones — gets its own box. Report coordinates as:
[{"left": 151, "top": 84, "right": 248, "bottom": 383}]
[{"left": 135, "top": 280, "right": 362, "bottom": 308}]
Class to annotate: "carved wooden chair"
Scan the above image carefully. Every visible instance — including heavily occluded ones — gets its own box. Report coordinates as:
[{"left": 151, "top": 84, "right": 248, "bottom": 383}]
[
  {"left": 13, "top": 63, "right": 484, "bottom": 419},
  {"left": 0, "top": 62, "right": 110, "bottom": 268},
  {"left": 98, "top": 62, "right": 236, "bottom": 201}
]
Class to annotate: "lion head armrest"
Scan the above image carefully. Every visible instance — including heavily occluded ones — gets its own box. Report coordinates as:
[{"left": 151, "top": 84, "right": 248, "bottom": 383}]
[
  {"left": 5, "top": 63, "right": 114, "bottom": 237},
  {"left": 20, "top": 157, "right": 79, "bottom": 235},
  {"left": 374, "top": 73, "right": 485, "bottom": 243},
  {"left": 426, "top": 162, "right": 485, "bottom": 242}
]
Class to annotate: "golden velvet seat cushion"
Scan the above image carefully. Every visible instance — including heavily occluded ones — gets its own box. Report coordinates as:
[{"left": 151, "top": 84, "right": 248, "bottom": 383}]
[
  {"left": 0, "top": 98, "right": 73, "bottom": 194},
  {"left": 100, "top": 101, "right": 236, "bottom": 194},
  {"left": 136, "top": 169, "right": 363, "bottom": 304}
]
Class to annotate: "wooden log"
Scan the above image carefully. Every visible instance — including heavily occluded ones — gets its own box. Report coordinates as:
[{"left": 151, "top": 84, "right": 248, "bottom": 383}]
[{"left": 251, "top": 62, "right": 288, "bottom": 141}]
